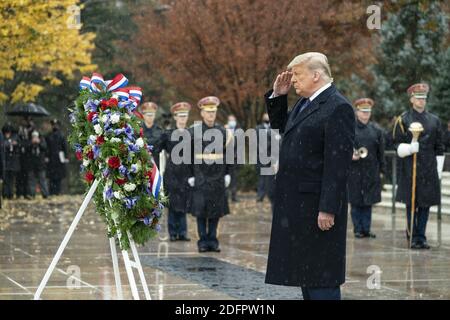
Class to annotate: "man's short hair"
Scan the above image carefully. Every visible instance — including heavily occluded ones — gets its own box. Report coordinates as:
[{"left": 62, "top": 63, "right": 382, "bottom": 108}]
[{"left": 287, "top": 52, "right": 333, "bottom": 82}]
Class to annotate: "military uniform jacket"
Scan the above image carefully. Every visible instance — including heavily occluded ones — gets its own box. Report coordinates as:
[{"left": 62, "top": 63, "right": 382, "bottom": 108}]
[
  {"left": 393, "top": 109, "right": 444, "bottom": 206},
  {"left": 160, "top": 128, "right": 192, "bottom": 213},
  {"left": 189, "top": 122, "right": 232, "bottom": 219},
  {"left": 348, "top": 120, "right": 385, "bottom": 206}
]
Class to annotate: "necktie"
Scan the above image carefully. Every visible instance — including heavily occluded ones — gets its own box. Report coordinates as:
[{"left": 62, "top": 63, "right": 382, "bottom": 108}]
[{"left": 290, "top": 98, "right": 310, "bottom": 121}]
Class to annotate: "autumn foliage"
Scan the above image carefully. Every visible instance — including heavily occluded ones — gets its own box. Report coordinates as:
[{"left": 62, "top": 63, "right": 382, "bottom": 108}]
[{"left": 129, "top": 0, "right": 376, "bottom": 128}]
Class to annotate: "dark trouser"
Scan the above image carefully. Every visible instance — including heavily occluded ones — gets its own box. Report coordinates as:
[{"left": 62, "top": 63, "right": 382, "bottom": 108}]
[
  {"left": 16, "top": 170, "right": 28, "bottom": 197},
  {"left": 168, "top": 209, "right": 188, "bottom": 238},
  {"left": 301, "top": 287, "right": 341, "bottom": 300},
  {"left": 196, "top": 217, "right": 220, "bottom": 249},
  {"left": 257, "top": 174, "right": 274, "bottom": 202},
  {"left": 3, "top": 171, "right": 16, "bottom": 199},
  {"left": 406, "top": 205, "right": 430, "bottom": 243},
  {"left": 49, "top": 178, "right": 62, "bottom": 195},
  {"left": 350, "top": 205, "right": 372, "bottom": 234},
  {"left": 28, "top": 170, "right": 49, "bottom": 197}
]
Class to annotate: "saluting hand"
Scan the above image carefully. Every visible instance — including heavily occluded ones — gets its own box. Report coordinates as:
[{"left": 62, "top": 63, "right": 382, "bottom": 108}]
[
  {"left": 273, "top": 71, "right": 293, "bottom": 97},
  {"left": 318, "top": 212, "right": 335, "bottom": 231}
]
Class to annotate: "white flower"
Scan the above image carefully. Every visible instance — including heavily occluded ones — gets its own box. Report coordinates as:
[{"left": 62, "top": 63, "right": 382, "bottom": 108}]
[
  {"left": 101, "top": 114, "right": 109, "bottom": 123},
  {"left": 110, "top": 137, "right": 121, "bottom": 143},
  {"left": 135, "top": 137, "right": 144, "bottom": 148},
  {"left": 111, "top": 113, "right": 121, "bottom": 124},
  {"left": 94, "top": 124, "right": 103, "bottom": 135},
  {"left": 83, "top": 159, "right": 90, "bottom": 167},
  {"left": 124, "top": 183, "right": 137, "bottom": 192},
  {"left": 113, "top": 191, "right": 123, "bottom": 200}
]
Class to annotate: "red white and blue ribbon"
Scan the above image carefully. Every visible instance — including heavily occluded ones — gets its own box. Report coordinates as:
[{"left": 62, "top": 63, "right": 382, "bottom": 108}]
[
  {"left": 79, "top": 73, "right": 142, "bottom": 106},
  {"left": 150, "top": 161, "right": 162, "bottom": 199}
]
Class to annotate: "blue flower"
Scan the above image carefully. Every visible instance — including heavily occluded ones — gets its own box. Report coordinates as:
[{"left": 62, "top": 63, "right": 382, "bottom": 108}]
[
  {"left": 104, "top": 186, "right": 113, "bottom": 200},
  {"left": 87, "top": 136, "right": 96, "bottom": 145},
  {"left": 130, "top": 164, "right": 138, "bottom": 173},
  {"left": 102, "top": 168, "right": 110, "bottom": 178},
  {"left": 124, "top": 125, "right": 134, "bottom": 141},
  {"left": 124, "top": 196, "right": 139, "bottom": 209},
  {"left": 79, "top": 164, "right": 86, "bottom": 172},
  {"left": 114, "top": 128, "right": 124, "bottom": 136},
  {"left": 74, "top": 144, "right": 83, "bottom": 153},
  {"left": 152, "top": 209, "right": 162, "bottom": 218},
  {"left": 143, "top": 216, "right": 153, "bottom": 226},
  {"left": 93, "top": 144, "right": 101, "bottom": 159},
  {"left": 155, "top": 224, "right": 162, "bottom": 232},
  {"left": 119, "top": 165, "right": 128, "bottom": 176},
  {"left": 69, "top": 112, "right": 76, "bottom": 124}
]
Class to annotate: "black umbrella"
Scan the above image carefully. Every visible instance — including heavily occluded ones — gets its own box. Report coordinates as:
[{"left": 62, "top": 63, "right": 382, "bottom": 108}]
[{"left": 6, "top": 103, "right": 51, "bottom": 117}]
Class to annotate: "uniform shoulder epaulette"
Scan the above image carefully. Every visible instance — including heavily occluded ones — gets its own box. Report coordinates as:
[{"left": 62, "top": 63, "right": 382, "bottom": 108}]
[{"left": 392, "top": 111, "right": 407, "bottom": 139}]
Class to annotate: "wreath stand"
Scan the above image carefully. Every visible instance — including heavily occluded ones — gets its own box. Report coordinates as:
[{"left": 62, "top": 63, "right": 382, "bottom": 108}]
[{"left": 34, "top": 179, "right": 151, "bottom": 300}]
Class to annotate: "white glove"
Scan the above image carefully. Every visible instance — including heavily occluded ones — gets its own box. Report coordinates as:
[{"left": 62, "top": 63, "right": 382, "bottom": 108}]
[
  {"left": 410, "top": 142, "right": 419, "bottom": 154},
  {"left": 224, "top": 174, "right": 231, "bottom": 188},
  {"left": 437, "top": 155, "right": 445, "bottom": 180},
  {"left": 397, "top": 143, "right": 419, "bottom": 158},
  {"left": 188, "top": 177, "right": 195, "bottom": 187}
]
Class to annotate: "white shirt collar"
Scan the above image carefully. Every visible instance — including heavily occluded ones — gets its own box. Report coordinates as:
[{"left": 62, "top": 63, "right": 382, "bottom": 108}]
[{"left": 308, "top": 82, "right": 332, "bottom": 102}]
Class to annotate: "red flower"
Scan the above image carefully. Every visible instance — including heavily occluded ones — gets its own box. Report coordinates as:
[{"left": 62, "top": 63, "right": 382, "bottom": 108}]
[
  {"left": 87, "top": 111, "right": 97, "bottom": 122},
  {"left": 108, "top": 98, "right": 118, "bottom": 107},
  {"left": 96, "top": 135, "right": 105, "bottom": 145},
  {"left": 85, "top": 171, "right": 94, "bottom": 183},
  {"left": 140, "top": 128, "right": 144, "bottom": 138},
  {"left": 75, "top": 151, "right": 83, "bottom": 161},
  {"left": 116, "top": 177, "right": 127, "bottom": 186},
  {"left": 87, "top": 150, "right": 94, "bottom": 160},
  {"left": 108, "top": 156, "right": 121, "bottom": 169}
]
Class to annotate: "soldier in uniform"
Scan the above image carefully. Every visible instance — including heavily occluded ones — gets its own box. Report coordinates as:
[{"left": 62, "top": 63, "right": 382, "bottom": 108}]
[
  {"left": 160, "top": 102, "right": 193, "bottom": 242},
  {"left": 141, "top": 102, "right": 164, "bottom": 168},
  {"left": 188, "top": 96, "right": 233, "bottom": 253},
  {"left": 393, "top": 83, "right": 445, "bottom": 249},
  {"left": 348, "top": 98, "right": 385, "bottom": 238}
]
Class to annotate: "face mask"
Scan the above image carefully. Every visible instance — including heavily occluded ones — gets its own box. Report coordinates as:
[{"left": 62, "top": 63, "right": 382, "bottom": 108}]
[{"left": 228, "top": 120, "right": 237, "bottom": 128}]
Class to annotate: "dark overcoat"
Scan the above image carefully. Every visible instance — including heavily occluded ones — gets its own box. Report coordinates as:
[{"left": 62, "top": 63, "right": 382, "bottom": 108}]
[
  {"left": 348, "top": 120, "right": 385, "bottom": 206},
  {"left": 189, "top": 122, "right": 232, "bottom": 219},
  {"left": 160, "top": 128, "right": 192, "bottom": 213},
  {"left": 392, "top": 109, "right": 444, "bottom": 207},
  {"left": 265, "top": 84, "right": 355, "bottom": 288},
  {"left": 46, "top": 129, "right": 67, "bottom": 179}
]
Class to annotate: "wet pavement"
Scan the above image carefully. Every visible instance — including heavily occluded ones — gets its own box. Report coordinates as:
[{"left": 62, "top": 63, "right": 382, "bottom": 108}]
[{"left": 0, "top": 193, "right": 449, "bottom": 300}]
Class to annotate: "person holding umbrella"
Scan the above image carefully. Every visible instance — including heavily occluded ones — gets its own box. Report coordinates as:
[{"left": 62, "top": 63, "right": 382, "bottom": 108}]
[{"left": 6, "top": 103, "right": 51, "bottom": 199}]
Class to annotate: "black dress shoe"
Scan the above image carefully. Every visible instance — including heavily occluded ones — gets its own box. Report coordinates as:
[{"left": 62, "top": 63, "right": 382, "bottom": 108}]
[
  {"left": 198, "top": 246, "right": 208, "bottom": 253},
  {"left": 363, "top": 232, "right": 376, "bottom": 238},
  {"left": 169, "top": 235, "right": 178, "bottom": 242},
  {"left": 355, "top": 232, "right": 365, "bottom": 238},
  {"left": 178, "top": 235, "right": 191, "bottom": 241},
  {"left": 209, "top": 246, "right": 221, "bottom": 252},
  {"left": 419, "top": 242, "right": 430, "bottom": 249},
  {"left": 411, "top": 242, "right": 421, "bottom": 249}
]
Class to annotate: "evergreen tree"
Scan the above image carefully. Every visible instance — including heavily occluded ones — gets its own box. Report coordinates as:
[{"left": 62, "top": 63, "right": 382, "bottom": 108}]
[
  {"left": 428, "top": 47, "right": 450, "bottom": 123},
  {"left": 371, "top": 0, "right": 448, "bottom": 119}
]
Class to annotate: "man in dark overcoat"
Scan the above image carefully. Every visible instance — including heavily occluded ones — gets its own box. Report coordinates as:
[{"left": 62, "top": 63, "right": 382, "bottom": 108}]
[
  {"left": 392, "top": 83, "right": 444, "bottom": 249},
  {"left": 264, "top": 52, "right": 355, "bottom": 300},
  {"left": 188, "top": 96, "right": 233, "bottom": 253},
  {"left": 160, "top": 102, "right": 193, "bottom": 242},
  {"left": 46, "top": 119, "right": 68, "bottom": 195},
  {"left": 348, "top": 98, "right": 385, "bottom": 238}
]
